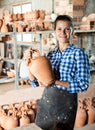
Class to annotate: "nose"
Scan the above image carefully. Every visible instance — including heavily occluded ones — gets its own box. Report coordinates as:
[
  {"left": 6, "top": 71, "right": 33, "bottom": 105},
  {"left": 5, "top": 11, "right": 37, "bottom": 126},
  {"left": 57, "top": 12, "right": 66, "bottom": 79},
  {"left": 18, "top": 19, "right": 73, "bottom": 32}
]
[{"left": 61, "top": 29, "right": 66, "bottom": 34}]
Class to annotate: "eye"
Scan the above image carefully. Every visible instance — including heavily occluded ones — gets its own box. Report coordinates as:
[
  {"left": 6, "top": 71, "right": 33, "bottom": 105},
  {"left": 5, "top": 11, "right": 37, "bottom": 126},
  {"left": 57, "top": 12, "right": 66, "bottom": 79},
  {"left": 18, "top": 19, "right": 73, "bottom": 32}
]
[
  {"left": 65, "top": 27, "right": 71, "bottom": 31},
  {"left": 57, "top": 27, "right": 62, "bottom": 30}
]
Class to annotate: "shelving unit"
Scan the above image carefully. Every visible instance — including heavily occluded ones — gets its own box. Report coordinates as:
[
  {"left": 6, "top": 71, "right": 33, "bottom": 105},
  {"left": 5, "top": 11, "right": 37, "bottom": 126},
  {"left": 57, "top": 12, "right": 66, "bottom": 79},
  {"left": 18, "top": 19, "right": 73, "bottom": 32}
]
[
  {"left": 0, "top": 30, "right": 55, "bottom": 89},
  {"left": 75, "top": 29, "right": 95, "bottom": 72}
]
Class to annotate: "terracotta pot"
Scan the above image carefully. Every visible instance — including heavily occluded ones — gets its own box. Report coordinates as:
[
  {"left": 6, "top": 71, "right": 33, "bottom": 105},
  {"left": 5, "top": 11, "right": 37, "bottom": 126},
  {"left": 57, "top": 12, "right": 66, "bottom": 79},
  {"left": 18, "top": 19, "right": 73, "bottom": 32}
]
[
  {"left": 75, "top": 100, "right": 87, "bottom": 128},
  {"left": 4, "top": 14, "right": 12, "bottom": 23},
  {"left": 0, "top": 19, "right": 3, "bottom": 31},
  {"left": 4, "top": 111, "right": 18, "bottom": 129},
  {"left": 27, "top": 109, "right": 35, "bottom": 123},
  {"left": 20, "top": 111, "right": 30, "bottom": 126},
  {"left": 92, "top": 97, "right": 95, "bottom": 107},
  {"left": 1, "top": 23, "right": 8, "bottom": 33},
  {"left": 37, "top": 18, "right": 44, "bottom": 30},
  {"left": 87, "top": 13, "right": 95, "bottom": 21},
  {"left": 86, "top": 98, "right": 95, "bottom": 124},
  {"left": 12, "top": 14, "right": 18, "bottom": 21},
  {"left": 31, "top": 10, "right": 39, "bottom": 21},
  {"left": 17, "top": 24, "right": 23, "bottom": 32},
  {"left": 29, "top": 55, "right": 54, "bottom": 86},
  {"left": 0, "top": 126, "right": 3, "bottom": 130},
  {"left": 39, "top": 10, "right": 45, "bottom": 20},
  {"left": 17, "top": 13, "right": 23, "bottom": 21}
]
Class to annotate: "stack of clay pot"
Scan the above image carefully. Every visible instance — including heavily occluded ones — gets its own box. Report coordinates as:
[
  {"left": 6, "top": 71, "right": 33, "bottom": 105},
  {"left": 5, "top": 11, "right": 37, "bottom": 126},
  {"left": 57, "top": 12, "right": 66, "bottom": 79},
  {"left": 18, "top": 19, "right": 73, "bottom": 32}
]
[
  {"left": 75, "top": 96, "right": 95, "bottom": 128},
  {"left": 0, "top": 9, "right": 53, "bottom": 32},
  {"left": 0, "top": 19, "right": 8, "bottom": 33},
  {"left": 80, "top": 13, "right": 95, "bottom": 30},
  {"left": 0, "top": 99, "right": 38, "bottom": 130},
  {"left": 3, "top": 10, "right": 12, "bottom": 24}
]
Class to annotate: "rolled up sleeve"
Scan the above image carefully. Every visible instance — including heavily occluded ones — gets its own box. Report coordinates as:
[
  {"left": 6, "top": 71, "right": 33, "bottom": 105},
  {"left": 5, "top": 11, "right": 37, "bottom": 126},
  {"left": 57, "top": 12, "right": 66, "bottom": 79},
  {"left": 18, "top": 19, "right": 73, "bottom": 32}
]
[{"left": 29, "top": 78, "right": 39, "bottom": 87}]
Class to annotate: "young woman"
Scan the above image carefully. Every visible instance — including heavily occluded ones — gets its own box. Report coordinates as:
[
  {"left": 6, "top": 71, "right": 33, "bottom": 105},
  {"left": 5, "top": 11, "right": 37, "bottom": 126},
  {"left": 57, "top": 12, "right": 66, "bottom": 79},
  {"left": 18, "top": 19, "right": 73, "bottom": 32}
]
[{"left": 24, "top": 15, "right": 90, "bottom": 130}]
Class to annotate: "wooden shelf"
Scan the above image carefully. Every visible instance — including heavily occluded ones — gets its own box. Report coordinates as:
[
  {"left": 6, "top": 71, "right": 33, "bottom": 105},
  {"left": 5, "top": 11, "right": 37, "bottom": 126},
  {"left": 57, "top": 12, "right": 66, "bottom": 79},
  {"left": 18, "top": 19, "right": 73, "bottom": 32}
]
[
  {"left": 75, "top": 29, "right": 95, "bottom": 34},
  {"left": 3, "top": 58, "right": 22, "bottom": 64}
]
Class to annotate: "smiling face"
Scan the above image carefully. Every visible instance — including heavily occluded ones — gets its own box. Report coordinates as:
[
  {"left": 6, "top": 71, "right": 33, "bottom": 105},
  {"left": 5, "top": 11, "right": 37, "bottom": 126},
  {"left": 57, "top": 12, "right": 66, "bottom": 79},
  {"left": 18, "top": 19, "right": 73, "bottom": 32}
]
[{"left": 55, "top": 20, "right": 72, "bottom": 44}]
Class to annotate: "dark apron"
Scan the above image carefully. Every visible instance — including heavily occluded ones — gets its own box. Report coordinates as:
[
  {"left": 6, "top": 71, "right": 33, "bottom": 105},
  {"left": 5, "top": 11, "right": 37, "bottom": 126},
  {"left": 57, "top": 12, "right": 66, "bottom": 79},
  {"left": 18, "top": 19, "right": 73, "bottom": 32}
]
[{"left": 35, "top": 85, "right": 78, "bottom": 130}]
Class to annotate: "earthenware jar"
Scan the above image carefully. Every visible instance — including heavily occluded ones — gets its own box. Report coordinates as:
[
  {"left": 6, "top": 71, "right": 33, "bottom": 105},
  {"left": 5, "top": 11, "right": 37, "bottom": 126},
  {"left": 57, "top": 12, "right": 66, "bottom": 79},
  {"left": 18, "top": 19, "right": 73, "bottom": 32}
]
[
  {"left": 0, "top": 126, "right": 3, "bottom": 130},
  {"left": 17, "top": 23, "right": 23, "bottom": 32},
  {"left": 12, "top": 14, "right": 18, "bottom": 21},
  {"left": 75, "top": 100, "right": 87, "bottom": 128},
  {"left": 17, "top": 13, "right": 23, "bottom": 21},
  {"left": 20, "top": 111, "right": 30, "bottom": 126},
  {"left": 39, "top": 10, "right": 45, "bottom": 20},
  {"left": 31, "top": 10, "right": 39, "bottom": 21},
  {"left": 4, "top": 111, "right": 18, "bottom": 129},
  {"left": 4, "top": 14, "right": 12, "bottom": 23},
  {"left": 1, "top": 23, "right": 8, "bottom": 33},
  {"left": 29, "top": 55, "right": 54, "bottom": 86},
  {"left": 86, "top": 98, "right": 95, "bottom": 124},
  {"left": 27, "top": 108, "right": 35, "bottom": 123},
  {"left": 0, "top": 19, "right": 3, "bottom": 31}
]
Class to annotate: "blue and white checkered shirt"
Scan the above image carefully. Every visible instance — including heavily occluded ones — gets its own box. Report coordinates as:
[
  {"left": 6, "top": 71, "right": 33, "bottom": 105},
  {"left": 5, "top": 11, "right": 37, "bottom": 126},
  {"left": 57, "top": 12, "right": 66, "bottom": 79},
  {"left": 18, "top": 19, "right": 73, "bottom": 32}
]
[{"left": 30, "top": 44, "right": 90, "bottom": 93}]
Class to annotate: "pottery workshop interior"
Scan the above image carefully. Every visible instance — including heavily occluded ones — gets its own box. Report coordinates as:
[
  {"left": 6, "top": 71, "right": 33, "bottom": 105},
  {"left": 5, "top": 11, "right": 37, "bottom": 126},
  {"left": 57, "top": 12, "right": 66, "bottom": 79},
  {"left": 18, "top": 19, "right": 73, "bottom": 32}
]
[{"left": 0, "top": 0, "right": 95, "bottom": 130}]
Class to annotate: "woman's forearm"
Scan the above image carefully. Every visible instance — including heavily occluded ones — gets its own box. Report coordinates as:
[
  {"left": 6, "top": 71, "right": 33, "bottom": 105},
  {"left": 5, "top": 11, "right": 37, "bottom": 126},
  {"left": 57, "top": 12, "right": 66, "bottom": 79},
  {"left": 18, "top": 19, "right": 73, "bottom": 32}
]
[{"left": 55, "top": 80, "right": 69, "bottom": 88}]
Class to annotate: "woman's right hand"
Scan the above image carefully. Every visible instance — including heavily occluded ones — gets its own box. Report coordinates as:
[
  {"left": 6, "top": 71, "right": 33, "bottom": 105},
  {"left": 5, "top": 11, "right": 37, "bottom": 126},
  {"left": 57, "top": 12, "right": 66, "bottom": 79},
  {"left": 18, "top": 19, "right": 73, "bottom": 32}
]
[{"left": 24, "top": 47, "right": 33, "bottom": 66}]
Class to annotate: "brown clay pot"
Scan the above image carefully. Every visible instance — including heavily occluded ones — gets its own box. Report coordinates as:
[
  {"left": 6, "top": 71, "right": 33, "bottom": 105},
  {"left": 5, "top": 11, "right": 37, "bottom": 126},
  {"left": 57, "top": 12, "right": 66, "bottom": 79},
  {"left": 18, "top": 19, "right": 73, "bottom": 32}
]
[
  {"left": 29, "top": 55, "right": 54, "bottom": 86},
  {"left": 0, "top": 19, "right": 3, "bottom": 31},
  {"left": 1, "top": 23, "right": 8, "bottom": 33},
  {"left": 4, "top": 111, "right": 18, "bottom": 129},
  {"left": 17, "top": 24, "right": 23, "bottom": 32},
  {"left": 17, "top": 13, "right": 23, "bottom": 21},
  {"left": 20, "top": 111, "right": 30, "bottom": 126},
  {"left": 0, "top": 126, "right": 3, "bottom": 130},
  {"left": 39, "top": 10, "right": 45, "bottom": 20},
  {"left": 86, "top": 98, "right": 95, "bottom": 124},
  {"left": 75, "top": 100, "right": 87, "bottom": 128},
  {"left": 12, "top": 14, "right": 18, "bottom": 21}
]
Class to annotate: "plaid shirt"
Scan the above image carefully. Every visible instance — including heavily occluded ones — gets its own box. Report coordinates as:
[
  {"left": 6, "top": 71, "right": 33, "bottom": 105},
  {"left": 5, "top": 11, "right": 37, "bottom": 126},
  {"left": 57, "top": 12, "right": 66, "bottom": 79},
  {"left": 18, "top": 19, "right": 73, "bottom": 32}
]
[{"left": 30, "top": 44, "right": 90, "bottom": 93}]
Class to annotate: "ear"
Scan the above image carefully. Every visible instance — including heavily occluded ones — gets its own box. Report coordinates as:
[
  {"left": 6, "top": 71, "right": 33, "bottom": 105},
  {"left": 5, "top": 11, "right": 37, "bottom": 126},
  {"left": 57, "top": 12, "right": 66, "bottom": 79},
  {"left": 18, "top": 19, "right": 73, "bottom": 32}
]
[{"left": 70, "top": 27, "right": 74, "bottom": 35}]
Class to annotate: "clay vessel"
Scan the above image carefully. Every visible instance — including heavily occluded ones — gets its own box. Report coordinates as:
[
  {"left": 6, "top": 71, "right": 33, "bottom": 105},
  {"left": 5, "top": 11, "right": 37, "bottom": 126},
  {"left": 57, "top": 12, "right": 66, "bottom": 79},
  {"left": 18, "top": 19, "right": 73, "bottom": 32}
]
[
  {"left": 39, "top": 10, "right": 45, "bottom": 20},
  {"left": 4, "top": 111, "right": 18, "bottom": 129},
  {"left": 1, "top": 23, "right": 8, "bottom": 33},
  {"left": 30, "top": 55, "right": 54, "bottom": 86},
  {"left": 0, "top": 19, "right": 3, "bottom": 31},
  {"left": 75, "top": 100, "right": 87, "bottom": 128},
  {"left": 0, "top": 126, "right": 3, "bottom": 130},
  {"left": 20, "top": 111, "right": 30, "bottom": 126},
  {"left": 86, "top": 98, "right": 95, "bottom": 124}
]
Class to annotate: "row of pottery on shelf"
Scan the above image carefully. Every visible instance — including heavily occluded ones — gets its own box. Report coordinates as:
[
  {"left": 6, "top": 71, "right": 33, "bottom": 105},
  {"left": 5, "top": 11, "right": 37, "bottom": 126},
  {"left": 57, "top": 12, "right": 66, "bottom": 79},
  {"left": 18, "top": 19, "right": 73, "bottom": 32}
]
[
  {"left": 3, "top": 10, "right": 46, "bottom": 23},
  {"left": 0, "top": 20, "right": 52, "bottom": 32}
]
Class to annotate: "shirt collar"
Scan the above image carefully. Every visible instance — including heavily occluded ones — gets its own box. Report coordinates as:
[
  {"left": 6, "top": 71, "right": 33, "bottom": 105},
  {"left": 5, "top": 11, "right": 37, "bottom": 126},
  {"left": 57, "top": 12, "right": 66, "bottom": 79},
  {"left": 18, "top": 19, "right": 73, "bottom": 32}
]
[{"left": 55, "top": 43, "right": 76, "bottom": 54}]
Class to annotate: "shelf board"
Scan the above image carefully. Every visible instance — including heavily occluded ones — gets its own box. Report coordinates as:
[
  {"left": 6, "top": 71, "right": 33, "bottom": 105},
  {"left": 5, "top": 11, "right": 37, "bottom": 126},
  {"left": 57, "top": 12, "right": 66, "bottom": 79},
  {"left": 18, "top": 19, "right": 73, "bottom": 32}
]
[
  {"left": 0, "top": 32, "right": 14, "bottom": 37},
  {"left": 16, "top": 30, "right": 54, "bottom": 34},
  {"left": 75, "top": 29, "right": 95, "bottom": 34},
  {"left": 90, "top": 68, "right": 95, "bottom": 72},
  {"left": 0, "top": 76, "right": 29, "bottom": 84},
  {"left": 3, "top": 58, "right": 22, "bottom": 64},
  {"left": 17, "top": 41, "right": 39, "bottom": 46}
]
